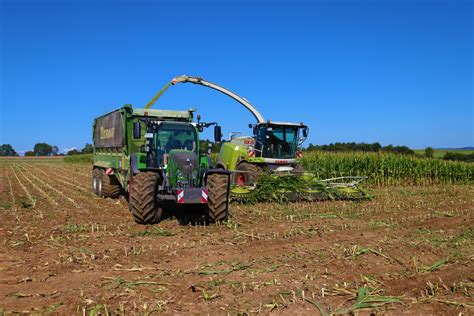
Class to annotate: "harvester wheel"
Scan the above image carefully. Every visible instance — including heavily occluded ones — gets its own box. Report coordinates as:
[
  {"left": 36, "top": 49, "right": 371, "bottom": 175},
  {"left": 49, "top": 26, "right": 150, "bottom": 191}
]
[
  {"left": 130, "top": 172, "right": 162, "bottom": 224},
  {"left": 92, "top": 168, "right": 101, "bottom": 195},
  {"left": 101, "top": 171, "right": 121, "bottom": 198},
  {"left": 234, "top": 162, "right": 261, "bottom": 186},
  {"left": 206, "top": 173, "right": 229, "bottom": 222}
]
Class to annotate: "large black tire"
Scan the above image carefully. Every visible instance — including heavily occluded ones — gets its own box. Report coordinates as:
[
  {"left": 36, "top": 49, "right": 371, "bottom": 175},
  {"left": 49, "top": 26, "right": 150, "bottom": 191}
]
[
  {"left": 92, "top": 168, "right": 101, "bottom": 195},
  {"left": 206, "top": 173, "right": 229, "bottom": 222},
  {"left": 234, "top": 162, "right": 262, "bottom": 186},
  {"left": 101, "top": 172, "right": 122, "bottom": 198},
  {"left": 130, "top": 172, "right": 162, "bottom": 224}
]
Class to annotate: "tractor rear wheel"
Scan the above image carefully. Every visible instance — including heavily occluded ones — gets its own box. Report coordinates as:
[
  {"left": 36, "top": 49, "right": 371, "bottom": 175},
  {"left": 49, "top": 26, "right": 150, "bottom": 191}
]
[
  {"left": 130, "top": 172, "right": 163, "bottom": 224},
  {"left": 206, "top": 173, "right": 229, "bottom": 222},
  {"left": 234, "top": 162, "right": 262, "bottom": 186},
  {"left": 101, "top": 171, "right": 122, "bottom": 198}
]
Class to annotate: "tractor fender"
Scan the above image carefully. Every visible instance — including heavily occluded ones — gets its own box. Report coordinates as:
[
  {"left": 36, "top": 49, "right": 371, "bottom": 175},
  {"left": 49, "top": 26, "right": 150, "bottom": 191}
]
[
  {"left": 130, "top": 154, "right": 139, "bottom": 175},
  {"left": 216, "top": 158, "right": 227, "bottom": 170},
  {"left": 205, "top": 169, "right": 231, "bottom": 179}
]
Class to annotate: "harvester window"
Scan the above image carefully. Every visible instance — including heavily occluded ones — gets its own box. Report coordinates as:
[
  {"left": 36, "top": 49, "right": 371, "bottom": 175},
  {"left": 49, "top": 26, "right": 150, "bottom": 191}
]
[{"left": 257, "top": 125, "right": 297, "bottom": 159}]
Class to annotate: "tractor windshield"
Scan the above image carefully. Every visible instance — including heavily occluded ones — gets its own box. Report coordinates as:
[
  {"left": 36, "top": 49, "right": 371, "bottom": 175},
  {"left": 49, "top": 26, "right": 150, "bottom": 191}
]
[
  {"left": 256, "top": 125, "right": 298, "bottom": 159},
  {"left": 156, "top": 122, "right": 197, "bottom": 154}
]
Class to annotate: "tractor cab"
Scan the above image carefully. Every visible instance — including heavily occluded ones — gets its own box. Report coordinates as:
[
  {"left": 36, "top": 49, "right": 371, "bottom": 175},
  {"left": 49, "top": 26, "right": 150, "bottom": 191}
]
[
  {"left": 156, "top": 122, "right": 198, "bottom": 153},
  {"left": 252, "top": 122, "right": 308, "bottom": 159}
]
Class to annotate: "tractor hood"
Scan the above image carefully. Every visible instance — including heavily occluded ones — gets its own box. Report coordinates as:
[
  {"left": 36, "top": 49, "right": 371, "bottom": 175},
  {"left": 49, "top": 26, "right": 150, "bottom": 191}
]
[
  {"left": 168, "top": 150, "right": 199, "bottom": 188},
  {"left": 169, "top": 150, "right": 198, "bottom": 175}
]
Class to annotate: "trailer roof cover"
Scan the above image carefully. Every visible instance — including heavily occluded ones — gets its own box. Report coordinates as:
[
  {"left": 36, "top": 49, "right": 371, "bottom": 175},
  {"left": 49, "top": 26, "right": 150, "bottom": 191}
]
[{"left": 93, "top": 110, "right": 124, "bottom": 148}]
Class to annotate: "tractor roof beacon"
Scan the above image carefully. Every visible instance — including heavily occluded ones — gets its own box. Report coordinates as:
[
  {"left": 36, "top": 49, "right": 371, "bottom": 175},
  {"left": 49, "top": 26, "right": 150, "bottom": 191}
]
[{"left": 92, "top": 104, "right": 231, "bottom": 224}]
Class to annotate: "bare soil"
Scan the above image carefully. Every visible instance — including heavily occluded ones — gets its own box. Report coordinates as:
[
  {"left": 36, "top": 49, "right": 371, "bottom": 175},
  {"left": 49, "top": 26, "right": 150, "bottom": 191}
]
[{"left": 0, "top": 159, "right": 473, "bottom": 314}]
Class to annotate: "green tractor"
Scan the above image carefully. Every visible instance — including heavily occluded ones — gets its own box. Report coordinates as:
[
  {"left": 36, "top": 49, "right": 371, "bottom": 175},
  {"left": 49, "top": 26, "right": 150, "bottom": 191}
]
[{"left": 92, "top": 104, "right": 231, "bottom": 224}]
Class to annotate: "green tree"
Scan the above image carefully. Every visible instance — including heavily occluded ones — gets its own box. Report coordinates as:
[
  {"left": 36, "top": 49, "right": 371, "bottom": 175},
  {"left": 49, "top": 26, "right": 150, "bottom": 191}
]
[
  {"left": 33, "top": 143, "right": 53, "bottom": 156},
  {"left": 81, "top": 143, "right": 93, "bottom": 154},
  {"left": 371, "top": 142, "right": 382, "bottom": 152},
  {"left": 0, "top": 144, "right": 18, "bottom": 156},
  {"left": 25, "top": 151, "right": 35, "bottom": 156},
  {"left": 67, "top": 149, "right": 80, "bottom": 155},
  {"left": 424, "top": 147, "right": 434, "bottom": 158},
  {"left": 306, "top": 143, "right": 316, "bottom": 151}
]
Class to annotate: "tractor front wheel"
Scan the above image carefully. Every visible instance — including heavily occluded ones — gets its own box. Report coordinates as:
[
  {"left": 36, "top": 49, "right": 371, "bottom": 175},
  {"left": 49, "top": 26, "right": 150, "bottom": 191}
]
[
  {"left": 234, "top": 162, "right": 262, "bottom": 186},
  {"left": 130, "top": 172, "right": 162, "bottom": 224},
  {"left": 206, "top": 173, "right": 229, "bottom": 223}
]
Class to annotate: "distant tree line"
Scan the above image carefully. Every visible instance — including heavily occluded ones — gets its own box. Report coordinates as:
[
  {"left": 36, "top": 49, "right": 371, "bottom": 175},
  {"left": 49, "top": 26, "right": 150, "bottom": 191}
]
[
  {"left": 2, "top": 141, "right": 472, "bottom": 163},
  {"left": 0, "top": 143, "right": 93, "bottom": 156},
  {"left": 0, "top": 144, "right": 19, "bottom": 156},
  {"left": 443, "top": 152, "right": 474, "bottom": 162},
  {"left": 305, "top": 142, "right": 415, "bottom": 155},
  {"left": 199, "top": 139, "right": 221, "bottom": 153},
  {"left": 66, "top": 143, "right": 93, "bottom": 155}
]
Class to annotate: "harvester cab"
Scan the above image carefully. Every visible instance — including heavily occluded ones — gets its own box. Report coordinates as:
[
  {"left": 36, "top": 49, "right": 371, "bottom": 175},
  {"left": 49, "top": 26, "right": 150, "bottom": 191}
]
[{"left": 246, "top": 121, "right": 308, "bottom": 165}]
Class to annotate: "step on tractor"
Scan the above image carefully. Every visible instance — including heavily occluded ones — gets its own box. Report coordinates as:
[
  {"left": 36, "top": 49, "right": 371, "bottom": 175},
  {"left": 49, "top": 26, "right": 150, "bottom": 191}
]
[
  {"left": 92, "top": 104, "right": 231, "bottom": 224},
  {"left": 146, "top": 75, "right": 369, "bottom": 201}
]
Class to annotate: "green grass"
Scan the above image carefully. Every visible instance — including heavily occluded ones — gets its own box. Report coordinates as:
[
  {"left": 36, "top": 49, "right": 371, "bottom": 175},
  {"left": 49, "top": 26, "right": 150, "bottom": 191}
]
[
  {"left": 63, "top": 154, "right": 93, "bottom": 163},
  {"left": 132, "top": 226, "right": 175, "bottom": 237}
]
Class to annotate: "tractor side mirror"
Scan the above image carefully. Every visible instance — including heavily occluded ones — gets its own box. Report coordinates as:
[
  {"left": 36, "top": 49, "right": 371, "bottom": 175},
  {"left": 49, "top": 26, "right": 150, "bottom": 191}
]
[
  {"left": 302, "top": 128, "right": 308, "bottom": 138},
  {"left": 214, "top": 125, "right": 222, "bottom": 142},
  {"left": 133, "top": 122, "right": 141, "bottom": 139}
]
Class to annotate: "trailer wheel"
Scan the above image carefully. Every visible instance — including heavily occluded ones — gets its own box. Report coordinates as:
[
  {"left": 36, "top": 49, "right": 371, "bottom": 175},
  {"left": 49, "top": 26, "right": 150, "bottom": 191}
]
[
  {"left": 92, "top": 168, "right": 101, "bottom": 195},
  {"left": 96, "top": 169, "right": 104, "bottom": 196},
  {"left": 234, "top": 162, "right": 261, "bottom": 186},
  {"left": 130, "top": 172, "right": 162, "bottom": 224},
  {"left": 101, "top": 171, "right": 122, "bottom": 198},
  {"left": 206, "top": 173, "right": 229, "bottom": 222}
]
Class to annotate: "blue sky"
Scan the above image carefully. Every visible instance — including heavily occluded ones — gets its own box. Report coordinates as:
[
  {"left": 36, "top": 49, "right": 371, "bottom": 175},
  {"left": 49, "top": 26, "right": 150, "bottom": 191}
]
[{"left": 1, "top": 0, "right": 472, "bottom": 154}]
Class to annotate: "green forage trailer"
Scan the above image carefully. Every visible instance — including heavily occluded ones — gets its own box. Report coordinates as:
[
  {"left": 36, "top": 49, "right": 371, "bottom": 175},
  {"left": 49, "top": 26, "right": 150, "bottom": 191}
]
[{"left": 92, "top": 104, "right": 230, "bottom": 224}]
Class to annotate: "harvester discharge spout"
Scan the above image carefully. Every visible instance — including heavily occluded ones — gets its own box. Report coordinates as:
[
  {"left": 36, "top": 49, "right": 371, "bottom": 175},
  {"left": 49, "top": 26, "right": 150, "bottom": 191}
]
[{"left": 145, "top": 75, "right": 265, "bottom": 123}]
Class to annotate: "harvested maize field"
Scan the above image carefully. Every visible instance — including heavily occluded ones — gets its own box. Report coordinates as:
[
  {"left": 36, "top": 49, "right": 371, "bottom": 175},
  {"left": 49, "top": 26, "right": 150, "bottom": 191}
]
[{"left": 0, "top": 158, "right": 473, "bottom": 314}]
